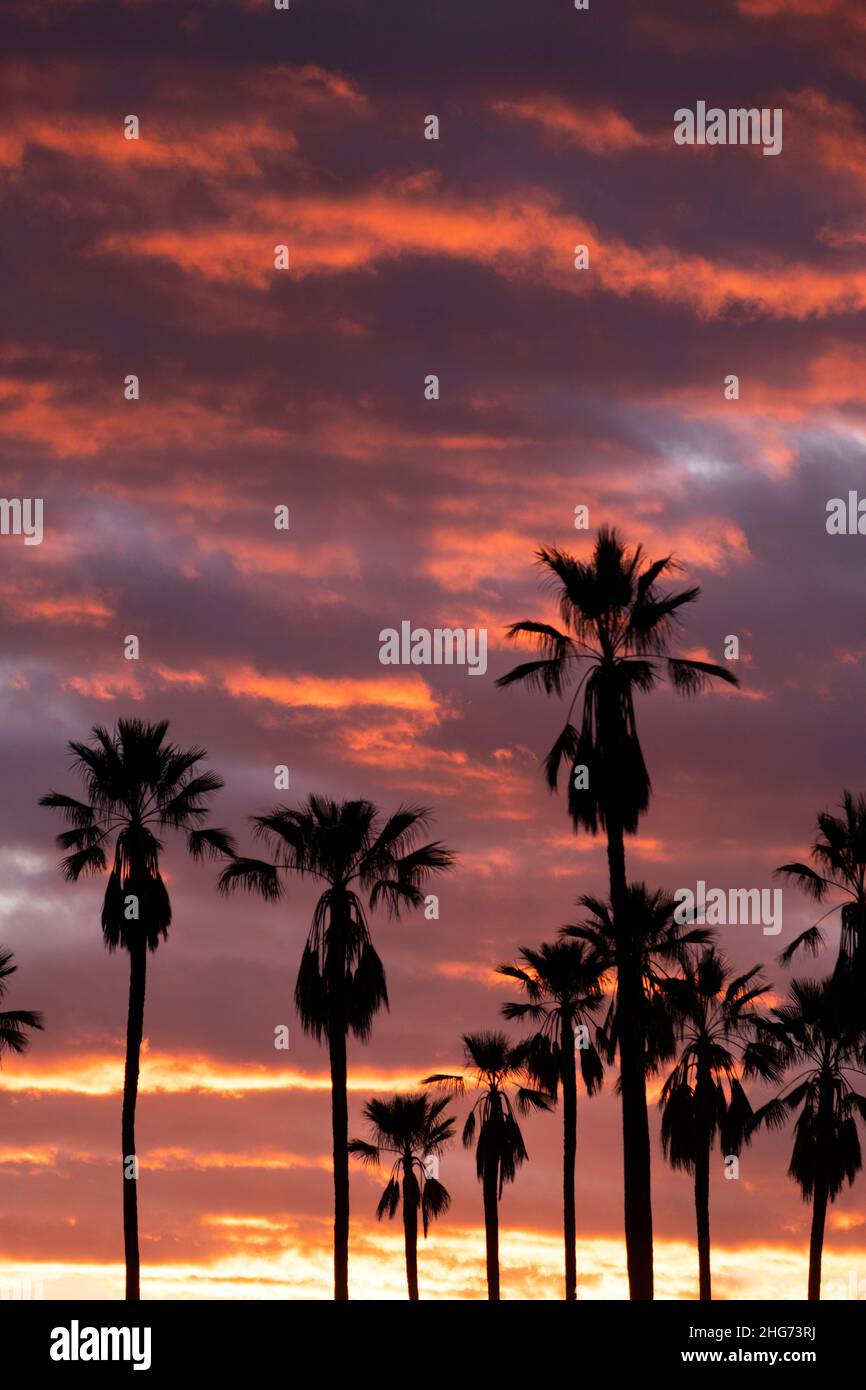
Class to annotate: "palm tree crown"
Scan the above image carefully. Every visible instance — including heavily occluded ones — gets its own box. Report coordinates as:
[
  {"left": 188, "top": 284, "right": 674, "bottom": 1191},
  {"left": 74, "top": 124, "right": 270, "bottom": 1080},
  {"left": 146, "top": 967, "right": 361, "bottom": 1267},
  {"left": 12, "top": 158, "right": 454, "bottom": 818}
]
[
  {"left": 752, "top": 977, "right": 866, "bottom": 1199},
  {"left": 0, "top": 949, "right": 43, "bottom": 1060},
  {"left": 349, "top": 1092, "right": 455, "bottom": 1232},
  {"left": 776, "top": 790, "right": 866, "bottom": 969},
  {"left": 659, "top": 946, "right": 779, "bottom": 1171},
  {"left": 496, "top": 528, "right": 739, "bottom": 833},
  {"left": 40, "top": 718, "right": 234, "bottom": 950},
  {"left": 219, "top": 796, "right": 454, "bottom": 1043},
  {"left": 499, "top": 940, "right": 608, "bottom": 1100},
  {"left": 424, "top": 1032, "right": 551, "bottom": 1193},
  {"left": 563, "top": 883, "right": 713, "bottom": 1074}
]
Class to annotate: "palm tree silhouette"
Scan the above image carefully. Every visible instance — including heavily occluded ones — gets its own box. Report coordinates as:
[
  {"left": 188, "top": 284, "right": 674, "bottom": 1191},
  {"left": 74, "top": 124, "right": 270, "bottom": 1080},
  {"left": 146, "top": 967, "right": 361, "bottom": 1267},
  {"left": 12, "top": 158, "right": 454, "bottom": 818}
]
[
  {"left": 499, "top": 940, "right": 608, "bottom": 1300},
  {"left": 750, "top": 976, "right": 866, "bottom": 1300},
  {"left": 498, "top": 528, "right": 738, "bottom": 1297},
  {"left": 423, "top": 1031, "right": 551, "bottom": 1299},
  {"left": 40, "top": 719, "right": 232, "bottom": 1301},
  {"left": 348, "top": 1092, "right": 455, "bottom": 1299},
  {"left": 219, "top": 795, "right": 454, "bottom": 1300},
  {"left": 0, "top": 949, "right": 43, "bottom": 1059},
  {"left": 776, "top": 791, "right": 866, "bottom": 971},
  {"left": 657, "top": 946, "right": 779, "bottom": 1299},
  {"left": 563, "top": 882, "right": 712, "bottom": 1294}
]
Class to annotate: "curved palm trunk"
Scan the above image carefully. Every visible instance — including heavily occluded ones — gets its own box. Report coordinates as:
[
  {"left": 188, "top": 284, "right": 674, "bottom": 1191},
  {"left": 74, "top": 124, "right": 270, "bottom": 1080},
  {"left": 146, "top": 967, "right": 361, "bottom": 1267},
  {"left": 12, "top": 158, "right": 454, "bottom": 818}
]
[
  {"left": 402, "top": 1160, "right": 419, "bottom": 1301},
  {"left": 482, "top": 1159, "right": 501, "bottom": 1300},
  {"left": 561, "top": 1013, "right": 578, "bottom": 1301},
  {"left": 808, "top": 1181, "right": 828, "bottom": 1300},
  {"left": 121, "top": 936, "right": 146, "bottom": 1302},
  {"left": 694, "top": 1141, "right": 712, "bottom": 1300},
  {"left": 607, "top": 810, "right": 654, "bottom": 1301},
  {"left": 328, "top": 1007, "right": 350, "bottom": 1301}
]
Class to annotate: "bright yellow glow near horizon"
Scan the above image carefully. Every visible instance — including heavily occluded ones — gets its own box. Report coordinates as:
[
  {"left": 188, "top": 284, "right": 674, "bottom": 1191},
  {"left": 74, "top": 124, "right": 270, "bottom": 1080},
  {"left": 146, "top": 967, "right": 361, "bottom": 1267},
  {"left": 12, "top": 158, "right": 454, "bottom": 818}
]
[
  {"left": 3, "top": 1228, "right": 866, "bottom": 1301},
  {"left": 0, "top": 1051, "right": 431, "bottom": 1097}
]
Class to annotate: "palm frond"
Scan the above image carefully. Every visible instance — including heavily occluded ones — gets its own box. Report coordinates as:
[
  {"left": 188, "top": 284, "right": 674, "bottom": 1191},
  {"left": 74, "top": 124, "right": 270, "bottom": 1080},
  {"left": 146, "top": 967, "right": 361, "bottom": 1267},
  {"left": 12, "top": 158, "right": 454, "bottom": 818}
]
[
  {"left": 188, "top": 827, "right": 237, "bottom": 861},
  {"left": 217, "top": 857, "right": 282, "bottom": 900}
]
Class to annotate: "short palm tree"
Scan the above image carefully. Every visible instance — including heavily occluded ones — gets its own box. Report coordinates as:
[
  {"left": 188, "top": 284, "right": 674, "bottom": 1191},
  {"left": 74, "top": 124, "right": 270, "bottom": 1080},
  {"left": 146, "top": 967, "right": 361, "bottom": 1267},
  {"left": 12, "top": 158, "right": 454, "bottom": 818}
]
[
  {"left": 40, "top": 719, "right": 232, "bottom": 1301},
  {"left": 497, "top": 528, "right": 738, "bottom": 1298},
  {"left": 423, "top": 1031, "right": 552, "bottom": 1299},
  {"left": 776, "top": 791, "right": 866, "bottom": 971},
  {"left": 657, "top": 947, "right": 780, "bottom": 1300},
  {"left": 499, "top": 939, "right": 609, "bottom": 1300},
  {"left": 348, "top": 1092, "right": 455, "bottom": 1299},
  {"left": 0, "top": 949, "right": 43, "bottom": 1060},
  {"left": 750, "top": 976, "right": 866, "bottom": 1300},
  {"left": 219, "top": 795, "right": 454, "bottom": 1301}
]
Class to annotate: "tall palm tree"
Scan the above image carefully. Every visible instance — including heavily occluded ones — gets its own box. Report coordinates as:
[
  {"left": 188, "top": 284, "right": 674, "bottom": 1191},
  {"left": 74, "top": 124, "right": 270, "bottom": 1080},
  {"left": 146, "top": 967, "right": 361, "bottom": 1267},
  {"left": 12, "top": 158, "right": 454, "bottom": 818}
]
[
  {"left": 776, "top": 791, "right": 866, "bottom": 971},
  {"left": 219, "top": 796, "right": 454, "bottom": 1301},
  {"left": 497, "top": 528, "right": 738, "bottom": 1297},
  {"left": 498, "top": 939, "right": 609, "bottom": 1300},
  {"left": 657, "top": 946, "right": 780, "bottom": 1300},
  {"left": 423, "top": 1031, "right": 552, "bottom": 1299},
  {"left": 563, "top": 882, "right": 713, "bottom": 1294},
  {"left": 348, "top": 1092, "right": 455, "bottom": 1299},
  {"left": 40, "top": 718, "right": 232, "bottom": 1301},
  {"left": 0, "top": 949, "right": 43, "bottom": 1060},
  {"left": 750, "top": 976, "right": 866, "bottom": 1300}
]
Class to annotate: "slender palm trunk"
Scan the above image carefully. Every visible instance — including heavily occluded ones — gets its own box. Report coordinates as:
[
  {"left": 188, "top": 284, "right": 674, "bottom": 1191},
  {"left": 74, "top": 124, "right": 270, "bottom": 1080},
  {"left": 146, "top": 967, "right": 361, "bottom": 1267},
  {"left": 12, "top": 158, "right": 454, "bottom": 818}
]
[
  {"left": 121, "top": 936, "right": 146, "bottom": 1302},
  {"left": 694, "top": 1140, "right": 712, "bottom": 1300},
  {"left": 482, "top": 1158, "right": 501, "bottom": 1299},
  {"left": 808, "top": 1181, "right": 828, "bottom": 1300},
  {"left": 561, "top": 1012, "right": 578, "bottom": 1300},
  {"left": 606, "top": 809, "right": 654, "bottom": 1301},
  {"left": 329, "top": 1003, "right": 350, "bottom": 1300},
  {"left": 808, "top": 1073, "right": 834, "bottom": 1301},
  {"left": 402, "top": 1159, "right": 419, "bottom": 1301}
]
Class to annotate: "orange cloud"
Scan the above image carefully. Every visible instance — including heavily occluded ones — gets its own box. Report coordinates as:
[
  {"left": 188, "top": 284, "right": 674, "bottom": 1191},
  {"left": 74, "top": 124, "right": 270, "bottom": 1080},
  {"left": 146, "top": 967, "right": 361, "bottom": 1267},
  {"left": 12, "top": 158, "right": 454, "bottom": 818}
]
[
  {"left": 239, "top": 63, "right": 367, "bottom": 111},
  {"left": 0, "top": 374, "right": 286, "bottom": 457},
  {"left": 153, "top": 665, "right": 208, "bottom": 686},
  {"left": 196, "top": 535, "right": 361, "bottom": 580},
  {"left": 787, "top": 88, "right": 866, "bottom": 189},
  {"left": 491, "top": 98, "right": 650, "bottom": 153},
  {"left": 0, "top": 1143, "right": 332, "bottom": 1174},
  {"left": 147, "top": 1146, "right": 332, "bottom": 1173},
  {"left": 0, "top": 117, "right": 296, "bottom": 176},
  {"left": 224, "top": 668, "right": 441, "bottom": 718},
  {"left": 434, "top": 960, "right": 510, "bottom": 988},
  {"left": 0, "top": 1147, "right": 59, "bottom": 1167},
  {"left": 0, "top": 60, "right": 367, "bottom": 180},
  {"left": 0, "top": 582, "right": 114, "bottom": 627},
  {"left": 738, "top": 0, "right": 854, "bottom": 18},
  {"left": 96, "top": 187, "right": 866, "bottom": 321},
  {"left": 62, "top": 671, "right": 146, "bottom": 702},
  {"left": 421, "top": 527, "right": 541, "bottom": 590},
  {"left": 829, "top": 1211, "right": 866, "bottom": 1231}
]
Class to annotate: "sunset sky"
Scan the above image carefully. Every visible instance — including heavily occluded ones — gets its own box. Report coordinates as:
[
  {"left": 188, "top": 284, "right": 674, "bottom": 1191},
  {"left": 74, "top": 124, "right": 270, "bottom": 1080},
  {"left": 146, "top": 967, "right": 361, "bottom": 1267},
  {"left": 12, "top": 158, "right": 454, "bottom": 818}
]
[{"left": 2, "top": 0, "right": 866, "bottom": 1301}]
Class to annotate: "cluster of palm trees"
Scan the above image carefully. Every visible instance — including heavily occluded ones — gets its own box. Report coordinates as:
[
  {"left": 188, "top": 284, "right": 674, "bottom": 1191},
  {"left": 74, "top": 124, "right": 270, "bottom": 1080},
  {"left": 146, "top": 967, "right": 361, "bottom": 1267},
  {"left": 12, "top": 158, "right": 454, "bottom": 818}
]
[
  {"left": 487, "top": 530, "right": 866, "bottom": 1302},
  {"left": 353, "top": 889, "right": 864, "bottom": 1304},
  {"left": 5, "top": 527, "right": 863, "bottom": 1302}
]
